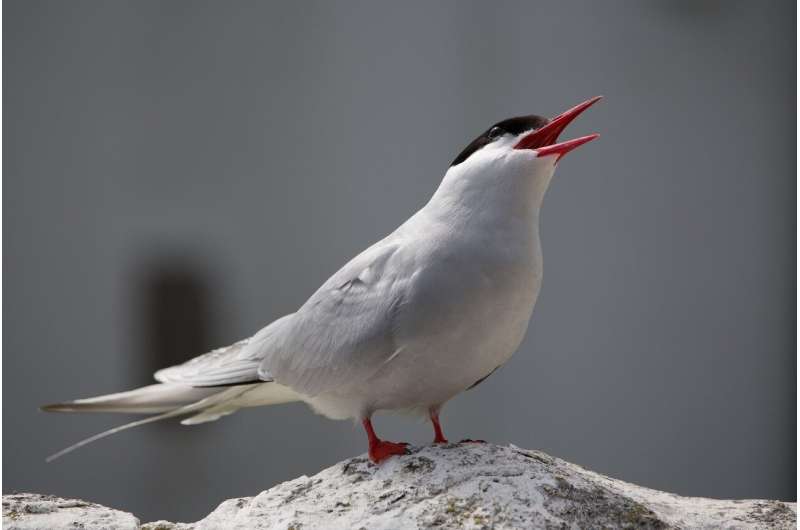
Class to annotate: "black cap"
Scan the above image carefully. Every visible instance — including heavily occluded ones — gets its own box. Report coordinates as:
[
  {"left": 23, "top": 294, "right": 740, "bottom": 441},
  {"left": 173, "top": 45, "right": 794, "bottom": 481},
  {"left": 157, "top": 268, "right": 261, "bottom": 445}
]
[{"left": 451, "top": 115, "right": 549, "bottom": 167}]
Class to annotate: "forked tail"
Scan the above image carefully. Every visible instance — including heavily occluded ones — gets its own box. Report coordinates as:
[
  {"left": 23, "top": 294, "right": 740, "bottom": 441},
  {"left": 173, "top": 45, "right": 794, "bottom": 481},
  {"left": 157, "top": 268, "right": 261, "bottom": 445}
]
[{"left": 42, "top": 381, "right": 301, "bottom": 461}]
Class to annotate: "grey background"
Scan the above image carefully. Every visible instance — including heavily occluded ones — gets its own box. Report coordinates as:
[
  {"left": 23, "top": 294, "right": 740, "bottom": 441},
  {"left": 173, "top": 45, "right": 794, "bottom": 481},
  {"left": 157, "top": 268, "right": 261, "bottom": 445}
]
[{"left": 4, "top": 0, "right": 795, "bottom": 523}]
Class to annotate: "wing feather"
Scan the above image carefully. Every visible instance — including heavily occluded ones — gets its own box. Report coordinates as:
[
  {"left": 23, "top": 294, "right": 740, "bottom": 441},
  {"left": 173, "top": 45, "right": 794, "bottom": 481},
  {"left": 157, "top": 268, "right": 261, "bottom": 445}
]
[
  {"left": 154, "top": 339, "right": 266, "bottom": 387},
  {"left": 255, "top": 240, "right": 414, "bottom": 397},
  {"left": 156, "top": 236, "right": 417, "bottom": 396}
]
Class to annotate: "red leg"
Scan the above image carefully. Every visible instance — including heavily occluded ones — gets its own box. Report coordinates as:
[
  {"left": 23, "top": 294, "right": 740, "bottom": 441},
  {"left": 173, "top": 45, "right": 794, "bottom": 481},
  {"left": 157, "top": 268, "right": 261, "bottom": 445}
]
[
  {"left": 429, "top": 408, "right": 449, "bottom": 444},
  {"left": 362, "top": 418, "right": 408, "bottom": 463}
]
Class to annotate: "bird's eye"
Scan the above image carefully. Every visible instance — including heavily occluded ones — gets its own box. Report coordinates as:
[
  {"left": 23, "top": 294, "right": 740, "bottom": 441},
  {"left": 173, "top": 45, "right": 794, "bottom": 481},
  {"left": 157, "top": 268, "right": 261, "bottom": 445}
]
[{"left": 487, "top": 126, "right": 503, "bottom": 139}]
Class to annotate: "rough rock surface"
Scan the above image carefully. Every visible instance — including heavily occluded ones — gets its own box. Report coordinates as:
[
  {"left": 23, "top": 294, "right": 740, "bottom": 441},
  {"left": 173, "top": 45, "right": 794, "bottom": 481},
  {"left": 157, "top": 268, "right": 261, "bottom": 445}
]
[
  {"left": 4, "top": 444, "right": 796, "bottom": 529},
  {"left": 3, "top": 492, "right": 139, "bottom": 529}
]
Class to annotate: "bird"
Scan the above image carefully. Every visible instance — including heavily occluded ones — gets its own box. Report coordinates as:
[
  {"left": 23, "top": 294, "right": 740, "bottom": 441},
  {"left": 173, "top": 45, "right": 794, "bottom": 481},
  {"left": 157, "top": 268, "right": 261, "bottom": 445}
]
[{"left": 43, "top": 96, "right": 601, "bottom": 464}]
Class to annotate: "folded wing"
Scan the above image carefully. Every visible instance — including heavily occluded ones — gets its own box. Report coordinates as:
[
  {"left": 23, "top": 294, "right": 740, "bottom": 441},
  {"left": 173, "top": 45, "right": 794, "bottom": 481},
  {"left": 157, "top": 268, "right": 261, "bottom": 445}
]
[
  {"left": 254, "top": 240, "right": 414, "bottom": 397},
  {"left": 154, "top": 338, "right": 268, "bottom": 387}
]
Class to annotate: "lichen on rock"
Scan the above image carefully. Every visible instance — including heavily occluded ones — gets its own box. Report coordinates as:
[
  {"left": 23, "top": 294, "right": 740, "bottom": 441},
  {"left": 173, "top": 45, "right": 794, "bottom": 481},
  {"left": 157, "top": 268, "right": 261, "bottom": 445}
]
[
  {"left": 4, "top": 443, "right": 796, "bottom": 529},
  {"left": 3, "top": 492, "right": 139, "bottom": 529}
]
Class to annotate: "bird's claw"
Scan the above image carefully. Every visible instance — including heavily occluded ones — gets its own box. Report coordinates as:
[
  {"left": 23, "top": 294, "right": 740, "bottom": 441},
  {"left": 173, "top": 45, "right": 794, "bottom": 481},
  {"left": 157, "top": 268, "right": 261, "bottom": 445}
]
[{"left": 369, "top": 440, "right": 410, "bottom": 463}]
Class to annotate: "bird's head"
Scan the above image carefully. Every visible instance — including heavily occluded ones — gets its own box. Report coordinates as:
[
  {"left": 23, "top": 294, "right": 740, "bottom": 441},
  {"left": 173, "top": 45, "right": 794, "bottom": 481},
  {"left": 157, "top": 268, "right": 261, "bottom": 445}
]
[{"left": 433, "top": 97, "right": 601, "bottom": 214}]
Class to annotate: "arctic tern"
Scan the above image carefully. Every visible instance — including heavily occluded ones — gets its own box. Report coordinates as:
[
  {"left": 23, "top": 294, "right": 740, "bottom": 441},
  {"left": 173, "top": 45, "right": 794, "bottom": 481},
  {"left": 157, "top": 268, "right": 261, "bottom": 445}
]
[{"left": 44, "top": 96, "right": 601, "bottom": 463}]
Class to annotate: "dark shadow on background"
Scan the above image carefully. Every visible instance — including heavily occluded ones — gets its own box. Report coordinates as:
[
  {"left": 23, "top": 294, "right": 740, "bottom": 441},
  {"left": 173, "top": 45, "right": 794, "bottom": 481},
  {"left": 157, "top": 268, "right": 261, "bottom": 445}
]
[
  {"left": 128, "top": 255, "right": 222, "bottom": 512},
  {"left": 133, "top": 257, "right": 218, "bottom": 389}
]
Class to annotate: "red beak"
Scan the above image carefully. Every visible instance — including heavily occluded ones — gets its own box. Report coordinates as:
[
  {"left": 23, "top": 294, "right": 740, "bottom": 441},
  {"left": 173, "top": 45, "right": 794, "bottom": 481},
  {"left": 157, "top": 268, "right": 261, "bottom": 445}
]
[{"left": 514, "top": 96, "right": 601, "bottom": 162}]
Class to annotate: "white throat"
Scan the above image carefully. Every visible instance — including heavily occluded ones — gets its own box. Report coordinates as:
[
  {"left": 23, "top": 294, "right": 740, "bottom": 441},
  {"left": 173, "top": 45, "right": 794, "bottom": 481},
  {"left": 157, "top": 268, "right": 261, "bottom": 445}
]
[{"left": 425, "top": 150, "right": 558, "bottom": 231}]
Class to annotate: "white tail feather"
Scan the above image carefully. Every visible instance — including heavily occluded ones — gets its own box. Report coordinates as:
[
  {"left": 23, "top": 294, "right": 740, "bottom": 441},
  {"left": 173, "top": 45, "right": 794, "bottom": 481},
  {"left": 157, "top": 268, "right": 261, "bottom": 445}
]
[
  {"left": 41, "top": 384, "right": 221, "bottom": 414},
  {"left": 46, "top": 407, "right": 190, "bottom": 462},
  {"left": 44, "top": 384, "right": 265, "bottom": 462},
  {"left": 180, "top": 382, "right": 303, "bottom": 425}
]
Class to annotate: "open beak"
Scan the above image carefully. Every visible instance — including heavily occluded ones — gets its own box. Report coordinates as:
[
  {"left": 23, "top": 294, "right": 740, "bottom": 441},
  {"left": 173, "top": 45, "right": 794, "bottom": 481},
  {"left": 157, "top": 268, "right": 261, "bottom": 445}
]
[{"left": 514, "top": 96, "right": 601, "bottom": 162}]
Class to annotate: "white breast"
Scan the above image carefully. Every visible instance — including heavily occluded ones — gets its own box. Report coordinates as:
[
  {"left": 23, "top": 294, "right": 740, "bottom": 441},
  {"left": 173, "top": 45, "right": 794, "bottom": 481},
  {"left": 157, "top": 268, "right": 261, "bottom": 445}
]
[{"left": 306, "top": 152, "right": 557, "bottom": 420}]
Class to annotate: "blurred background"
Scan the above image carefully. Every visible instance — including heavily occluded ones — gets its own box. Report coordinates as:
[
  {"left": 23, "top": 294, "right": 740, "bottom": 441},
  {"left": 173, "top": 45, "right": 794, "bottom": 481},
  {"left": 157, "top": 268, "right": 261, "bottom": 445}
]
[{"left": 3, "top": 0, "right": 795, "bottom": 523}]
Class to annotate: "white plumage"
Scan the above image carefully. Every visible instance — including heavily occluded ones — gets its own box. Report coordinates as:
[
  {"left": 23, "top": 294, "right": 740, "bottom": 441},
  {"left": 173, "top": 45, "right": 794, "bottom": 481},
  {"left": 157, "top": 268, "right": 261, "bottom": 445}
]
[{"left": 44, "top": 97, "right": 600, "bottom": 463}]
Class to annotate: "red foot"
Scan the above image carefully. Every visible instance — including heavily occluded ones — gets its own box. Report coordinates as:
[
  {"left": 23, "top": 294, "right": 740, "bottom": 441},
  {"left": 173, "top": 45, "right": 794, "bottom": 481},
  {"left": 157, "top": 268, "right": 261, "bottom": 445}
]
[
  {"left": 369, "top": 440, "right": 409, "bottom": 463},
  {"left": 362, "top": 418, "right": 408, "bottom": 464},
  {"left": 459, "top": 439, "right": 486, "bottom": 444}
]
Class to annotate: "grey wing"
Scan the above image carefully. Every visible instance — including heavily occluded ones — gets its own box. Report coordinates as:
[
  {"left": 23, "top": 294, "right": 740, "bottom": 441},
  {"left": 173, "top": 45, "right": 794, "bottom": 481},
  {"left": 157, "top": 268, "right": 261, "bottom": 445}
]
[
  {"left": 253, "top": 240, "right": 413, "bottom": 397},
  {"left": 154, "top": 337, "right": 271, "bottom": 388}
]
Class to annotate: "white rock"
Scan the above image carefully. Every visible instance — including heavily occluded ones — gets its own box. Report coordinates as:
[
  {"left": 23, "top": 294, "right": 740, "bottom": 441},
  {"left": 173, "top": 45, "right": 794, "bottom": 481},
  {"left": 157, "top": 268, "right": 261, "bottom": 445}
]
[
  {"left": 5, "top": 444, "right": 796, "bottom": 529},
  {"left": 3, "top": 492, "right": 139, "bottom": 530}
]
